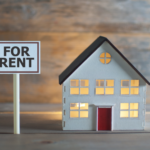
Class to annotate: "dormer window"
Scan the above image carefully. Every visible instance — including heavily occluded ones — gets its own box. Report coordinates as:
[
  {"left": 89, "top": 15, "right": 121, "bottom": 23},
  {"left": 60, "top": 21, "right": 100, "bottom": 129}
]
[{"left": 100, "top": 52, "right": 111, "bottom": 64}]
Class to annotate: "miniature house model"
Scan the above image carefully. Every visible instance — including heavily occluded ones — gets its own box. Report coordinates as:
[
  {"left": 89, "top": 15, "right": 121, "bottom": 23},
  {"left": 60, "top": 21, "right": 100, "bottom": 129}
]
[{"left": 59, "top": 36, "right": 149, "bottom": 131}]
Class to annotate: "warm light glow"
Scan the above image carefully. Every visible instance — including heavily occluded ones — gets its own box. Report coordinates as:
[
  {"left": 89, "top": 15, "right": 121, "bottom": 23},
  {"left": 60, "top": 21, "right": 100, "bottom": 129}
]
[
  {"left": 70, "top": 103, "right": 79, "bottom": 110},
  {"left": 130, "top": 103, "right": 138, "bottom": 110},
  {"left": 100, "top": 53, "right": 105, "bottom": 58},
  {"left": 131, "top": 80, "right": 139, "bottom": 87},
  {"left": 106, "top": 80, "right": 114, "bottom": 86},
  {"left": 80, "top": 111, "right": 88, "bottom": 118},
  {"left": 96, "top": 88, "right": 104, "bottom": 95},
  {"left": 121, "top": 80, "right": 129, "bottom": 87},
  {"left": 100, "top": 59, "right": 105, "bottom": 64},
  {"left": 120, "top": 103, "right": 129, "bottom": 110},
  {"left": 70, "top": 79, "right": 79, "bottom": 86},
  {"left": 130, "top": 111, "right": 138, "bottom": 117},
  {"left": 120, "top": 111, "right": 129, "bottom": 118},
  {"left": 70, "top": 88, "right": 79, "bottom": 95},
  {"left": 80, "top": 80, "right": 89, "bottom": 86},
  {"left": 130, "top": 88, "right": 139, "bottom": 95},
  {"left": 106, "top": 59, "right": 111, "bottom": 64},
  {"left": 121, "top": 88, "right": 129, "bottom": 95},
  {"left": 106, "top": 52, "right": 111, "bottom": 58},
  {"left": 80, "top": 88, "right": 89, "bottom": 95},
  {"left": 70, "top": 111, "right": 79, "bottom": 118},
  {"left": 105, "top": 88, "right": 114, "bottom": 95},
  {"left": 80, "top": 103, "right": 88, "bottom": 110}
]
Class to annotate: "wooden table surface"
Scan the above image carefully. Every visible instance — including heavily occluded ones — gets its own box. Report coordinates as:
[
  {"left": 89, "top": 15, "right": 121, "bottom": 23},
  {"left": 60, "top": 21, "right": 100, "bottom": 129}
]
[{"left": 0, "top": 0, "right": 150, "bottom": 103}]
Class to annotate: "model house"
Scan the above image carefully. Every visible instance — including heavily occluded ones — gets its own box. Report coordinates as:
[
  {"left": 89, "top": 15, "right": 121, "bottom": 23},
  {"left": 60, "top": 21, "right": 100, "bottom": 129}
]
[{"left": 59, "top": 36, "right": 150, "bottom": 131}]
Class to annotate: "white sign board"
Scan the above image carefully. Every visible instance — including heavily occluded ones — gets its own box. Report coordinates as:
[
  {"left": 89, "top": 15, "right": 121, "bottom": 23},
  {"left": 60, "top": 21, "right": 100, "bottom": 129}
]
[{"left": 0, "top": 41, "right": 40, "bottom": 74}]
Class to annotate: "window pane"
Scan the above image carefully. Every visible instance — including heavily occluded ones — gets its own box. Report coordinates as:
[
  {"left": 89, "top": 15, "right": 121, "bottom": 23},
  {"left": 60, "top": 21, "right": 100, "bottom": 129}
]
[
  {"left": 105, "top": 88, "right": 114, "bottom": 95},
  {"left": 120, "top": 103, "right": 129, "bottom": 110},
  {"left": 106, "top": 80, "right": 114, "bottom": 86},
  {"left": 100, "top": 59, "right": 105, "bottom": 64},
  {"left": 70, "top": 88, "right": 79, "bottom": 95},
  {"left": 80, "top": 111, "right": 88, "bottom": 118},
  {"left": 100, "top": 52, "right": 105, "bottom": 58},
  {"left": 131, "top": 80, "right": 139, "bottom": 87},
  {"left": 80, "top": 88, "right": 89, "bottom": 95},
  {"left": 121, "top": 80, "right": 129, "bottom": 87},
  {"left": 70, "top": 111, "right": 79, "bottom": 118},
  {"left": 80, "top": 103, "right": 88, "bottom": 110},
  {"left": 70, "top": 103, "right": 79, "bottom": 110},
  {"left": 130, "top": 103, "right": 138, "bottom": 110},
  {"left": 80, "top": 80, "right": 89, "bottom": 86},
  {"left": 120, "top": 111, "right": 129, "bottom": 118},
  {"left": 70, "top": 80, "right": 79, "bottom": 86},
  {"left": 130, "top": 88, "right": 139, "bottom": 95},
  {"left": 96, "top": 88, "right": 104, "bottom": 95},
  {"left": 121, "top": 88, "right": 129, "bottom": 95},
  {"left": 130, "top": 111, "right": 138, "bottom": 118},
  {"left": 106, "top": 59, "right": 111, "bottom": 64},
  {"left": 106, "top": 52, "right": 111, "bottom": 58},
  {"left": 96, "top": 80, "right": 104, "bottom": 86}
]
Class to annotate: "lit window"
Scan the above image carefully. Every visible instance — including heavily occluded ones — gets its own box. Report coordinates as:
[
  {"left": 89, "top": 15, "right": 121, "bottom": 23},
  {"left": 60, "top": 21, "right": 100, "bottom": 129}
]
[
  {"left": 100, "top": 52, "right": 111, "bottom": 64},
  {"left": 120, "top": 103, "right": 138, "bottom": 118},
  {"left": 80, "top": 80, "right": 89, "bottom": 95},
  {"left": 70, "top": 80, "right": 79, "bottom": 86},
  {"left": 96, "top": 80, "right": 114, "bottom": 95},
  {"left": 70, "top": 103, "right": 88, "bottom": 118},
  {"left": 121, "top": 80, "right": 139, "bottom": 95}
]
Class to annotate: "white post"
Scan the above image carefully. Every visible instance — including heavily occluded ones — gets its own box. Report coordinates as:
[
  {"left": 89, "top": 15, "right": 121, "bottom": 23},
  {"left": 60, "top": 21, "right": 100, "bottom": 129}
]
[{"left": 13, "top": 74, "right": 20, "bottom": 134}]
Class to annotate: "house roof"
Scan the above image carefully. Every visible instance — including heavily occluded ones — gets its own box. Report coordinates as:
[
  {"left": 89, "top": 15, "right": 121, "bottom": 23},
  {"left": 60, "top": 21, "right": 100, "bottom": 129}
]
[{"left": 59, "top": 36, "right": 150, "bottom": 85}]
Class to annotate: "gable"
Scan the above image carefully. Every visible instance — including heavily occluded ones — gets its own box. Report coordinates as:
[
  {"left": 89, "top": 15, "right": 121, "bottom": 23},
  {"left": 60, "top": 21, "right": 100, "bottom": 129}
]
[{"left": 59, "top": 36, "right": 150, "bottom": 85}]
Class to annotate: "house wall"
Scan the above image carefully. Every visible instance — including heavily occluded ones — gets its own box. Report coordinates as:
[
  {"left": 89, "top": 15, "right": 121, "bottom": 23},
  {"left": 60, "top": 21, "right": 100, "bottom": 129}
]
[{"left": 62, "top": 41, "right": 147, "bottom": 130}]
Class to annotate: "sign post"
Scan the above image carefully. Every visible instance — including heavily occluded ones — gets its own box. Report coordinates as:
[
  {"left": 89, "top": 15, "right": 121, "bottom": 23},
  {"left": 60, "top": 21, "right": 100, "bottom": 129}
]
[
  {"left": 0, "top": 41, "right": 40, "bottom": 134},
  {"left": 13, "top": 74, "right": 20, "bottom": 134}
]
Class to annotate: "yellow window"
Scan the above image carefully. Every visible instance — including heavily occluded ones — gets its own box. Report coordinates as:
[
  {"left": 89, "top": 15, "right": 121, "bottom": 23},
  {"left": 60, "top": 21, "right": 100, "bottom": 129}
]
[
  {"left": 106, "top": 80, "right": 114, "bottom": 86},
  {"left": 105, "top": 88, "right": 114, "bottom": 95},
  {"left": 106, "top": 59, "right": 111, "bottom": 64},
  {"left": 80, "top": 103, "right": 88, "bottom": 110},
  {"left": 80, "top": 111, "right": 88, "bottom": 118},
  {"left": 100, "top": 52, "right": 105, "bottom": 58},
  {"left": 130, "top": 88, "right": 139, "bottom": 95},
  {"left": 120, "top": 103, "right": 129, "bottom": 110},
  {"left": 130, "top": 103, "right": 138, "bottom": 110},
  {"left": 80, "top": 88, "right": 89, "bottom": 95},
  {"left": 70, "top": 103, "right": 79, "bottom": 110},
  {"left": 70, "top": 111, "right": 79, "bottom": 118},
  {"left": 70, "top": 80, "right": 79, "bottom": 86},
  {"left": 106, "top": 52, "right": 111, "bottom": 58},
  {"left": 96, "top": 80, "right": 104, "bottom": 86},
  {"left": 131, "top": 80, "right": 139, "bottom": 86},
  {"left": 80, "top": 80, "right": 89, "bottom": 86},
  {"left": 70, "top": 88, "right": 79, "bottom": 95},
  {"left": 130, "top": 111, "right": 138, "bottom": 118},
  {"left": 120, "top": 111, "right": 129, "bottom": 118},
  {"left": 100, "top": 59, "right": 105, "bottom": 64},
  {"left": 121, "top": 80, "right": 129, "bottom": 87},
  {"left": 96, "top": 88, "right": 104, "bottom": 95},
  {"left": 121, "top": 88, "right": 129, "bottom": 95}
]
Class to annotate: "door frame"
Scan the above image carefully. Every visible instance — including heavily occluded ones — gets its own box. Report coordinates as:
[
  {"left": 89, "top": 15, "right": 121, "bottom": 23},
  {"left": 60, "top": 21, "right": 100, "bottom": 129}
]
[{"left": 96, "top": 105, "right": 115, "bottom": 131}]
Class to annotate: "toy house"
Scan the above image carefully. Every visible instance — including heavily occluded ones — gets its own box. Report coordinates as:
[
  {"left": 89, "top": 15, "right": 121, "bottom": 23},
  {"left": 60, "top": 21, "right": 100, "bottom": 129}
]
[{"left": 59, "top": 36, "right": 150, "bottom": 131}]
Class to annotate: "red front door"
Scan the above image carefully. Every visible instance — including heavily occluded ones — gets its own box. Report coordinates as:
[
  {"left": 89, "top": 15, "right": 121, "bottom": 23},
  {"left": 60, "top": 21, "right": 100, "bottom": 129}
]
[{"left": 98, "top": 108, "right": 111, "bottom": 130}]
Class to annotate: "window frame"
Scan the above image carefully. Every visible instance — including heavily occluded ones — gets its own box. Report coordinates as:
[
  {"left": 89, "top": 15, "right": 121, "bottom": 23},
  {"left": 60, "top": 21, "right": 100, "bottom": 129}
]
[
  {"left": 95, "top": 79, "right": 115, "bottom": 95},
  {"left": 99, "top": 52, "right": 112, "bottom": 64},
  {"left": 69, "top": 103, "right": 89, "bottom": 119},
  {"left": 120, "top": 80, "right": 140, "bottom": 96},
  {"left": 120, "top": 103, "right": 139, "bottom": 119}
]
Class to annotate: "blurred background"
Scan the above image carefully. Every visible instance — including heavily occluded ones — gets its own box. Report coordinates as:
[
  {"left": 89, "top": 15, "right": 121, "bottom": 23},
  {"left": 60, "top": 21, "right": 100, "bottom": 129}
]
[{"left": 0, "top": 0, "right": 150, "bottom": 104}]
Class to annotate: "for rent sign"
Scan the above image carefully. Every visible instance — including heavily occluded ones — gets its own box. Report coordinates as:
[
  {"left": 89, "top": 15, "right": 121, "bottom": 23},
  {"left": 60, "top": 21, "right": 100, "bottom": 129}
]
[{"left": 0, "top": 42, "right": 40, "bottom": 73}]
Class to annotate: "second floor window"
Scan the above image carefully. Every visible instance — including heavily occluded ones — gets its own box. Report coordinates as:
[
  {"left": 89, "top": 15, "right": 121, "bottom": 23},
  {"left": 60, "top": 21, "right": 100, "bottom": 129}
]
[
  {"left": 95, "top": 80, "right": 114, "bottom": 95},
  {"left": 121, "top": 80, "right": 139, "bottom": 95},
  {"left": 70, "top": 79, "right": 89, "bottom": 95}
]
